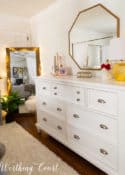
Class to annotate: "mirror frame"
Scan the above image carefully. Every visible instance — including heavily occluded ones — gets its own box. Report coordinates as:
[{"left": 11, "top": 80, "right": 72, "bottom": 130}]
[
  {"left": 6, "top": 47, "right": 41, "bottom": 94},
  {"left": 68, "top": 3, "right": 120, "bottom": 70}
]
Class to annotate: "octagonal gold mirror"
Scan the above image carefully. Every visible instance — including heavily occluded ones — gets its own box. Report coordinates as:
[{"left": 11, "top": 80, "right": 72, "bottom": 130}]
[{"left": 68, "top": 4, "right": 120, "bottom": 71}]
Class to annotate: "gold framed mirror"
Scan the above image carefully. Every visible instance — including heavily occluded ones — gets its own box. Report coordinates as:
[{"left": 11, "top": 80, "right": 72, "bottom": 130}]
[
  {"left": 68, "top": 3, "right": 120, "bottom": 71},
  {"left": 6, "top": 47, "right": 41, "bottom": 94}
]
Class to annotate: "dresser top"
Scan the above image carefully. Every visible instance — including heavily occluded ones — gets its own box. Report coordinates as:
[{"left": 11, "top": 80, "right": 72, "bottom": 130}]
[{"left": 36, "top": 75, "right": 125, "bottom": 90}]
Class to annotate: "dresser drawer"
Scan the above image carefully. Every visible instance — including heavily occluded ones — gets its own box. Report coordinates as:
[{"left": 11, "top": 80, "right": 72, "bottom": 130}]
[
  {"left": 37, "top": 96, "right": 66, "bottom": 120},
  {"left": 67, "top": 104, "right": 117, "bottom": 142},
  {"left": 37, "top": 110, "right": 53, "bottom": 128},
  {"left": 66, "top": 86, "right": 85, "bottom": 105},
  {"left": 51, "top": 84, "right": 65, "bottom": 97},
  {"left": 37, "top": 110, "right": 67, "bottom": 140},
  {"left": 87, "top": 89, "right": 118, "bottom": 116},
  {"left": 36, "top": 80, "right": 51, "bottom": 96},
  {"left": 37, "top": 96, "right": 53, "bottom": 112},
  {"left": 68, "top": 126, "right": 117, "bottom": 170}
]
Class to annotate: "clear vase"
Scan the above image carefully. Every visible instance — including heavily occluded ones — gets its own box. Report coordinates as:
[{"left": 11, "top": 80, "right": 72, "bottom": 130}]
[{"left": 101, "top": 69, "right": 111, "bottom": 80}]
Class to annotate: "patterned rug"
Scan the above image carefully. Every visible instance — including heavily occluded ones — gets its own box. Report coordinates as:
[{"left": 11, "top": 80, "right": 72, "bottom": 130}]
[{"left": 0, "top": 122, "right": 80, "bottom": 175}]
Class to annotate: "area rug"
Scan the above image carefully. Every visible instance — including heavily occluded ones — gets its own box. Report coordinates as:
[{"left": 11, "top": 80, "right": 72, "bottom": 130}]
[{"left": 0, "top": 122, "right": 80, "bottom": 175}]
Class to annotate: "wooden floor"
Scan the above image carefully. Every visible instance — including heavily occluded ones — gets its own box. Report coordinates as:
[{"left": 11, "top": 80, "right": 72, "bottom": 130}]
[{"left": 14, "top": 113, "right": 107, "bottom": 175}]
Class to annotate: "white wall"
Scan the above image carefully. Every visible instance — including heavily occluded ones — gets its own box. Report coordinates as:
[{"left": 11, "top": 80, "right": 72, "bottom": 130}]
[
  {"left": 0, "top": 15, "right": 31, "bottom": 94},
  {"left": 30, "top": 0, "right": 125, "bottom": 75},
  {"left": 0, "top": 15, "right": 31, "bottom": 78}
]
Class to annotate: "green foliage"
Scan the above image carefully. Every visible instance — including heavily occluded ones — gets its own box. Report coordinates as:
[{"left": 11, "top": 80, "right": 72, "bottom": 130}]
[{"left": 0, "top": 91, "right": 24, "bottom": 114}]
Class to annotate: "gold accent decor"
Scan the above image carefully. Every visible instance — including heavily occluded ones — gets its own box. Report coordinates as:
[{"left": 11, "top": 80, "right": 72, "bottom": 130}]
[
  {"left": 77, "top": 71, "right": 92, "bottom": 78},
  {"left": 112, "top": 62, "right": 125, "bottom": 81},
  {"left": 68, "top": 3, "right": 120, "bottom": 72},
  {"left": 6, "top": 47, "right": 41, "bottom": 94}
]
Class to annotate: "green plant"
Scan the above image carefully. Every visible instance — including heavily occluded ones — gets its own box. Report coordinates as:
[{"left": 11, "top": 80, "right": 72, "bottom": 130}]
[{"left": 0, "top": 91, "right": 24, "bottom": 114}]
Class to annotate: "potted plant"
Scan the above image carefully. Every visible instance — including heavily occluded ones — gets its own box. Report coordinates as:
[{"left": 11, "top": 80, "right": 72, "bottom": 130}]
[{"left": 0, "top": 91, "right": 24, "bottom": 123}]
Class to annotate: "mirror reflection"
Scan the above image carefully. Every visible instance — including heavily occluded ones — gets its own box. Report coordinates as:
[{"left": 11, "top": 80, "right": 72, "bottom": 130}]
[
  {"left": 6, "top": 47, "right": 41, "bottom": 98},
  {"left": 69, "top": 4, "right": 120, "bottom": 70}
]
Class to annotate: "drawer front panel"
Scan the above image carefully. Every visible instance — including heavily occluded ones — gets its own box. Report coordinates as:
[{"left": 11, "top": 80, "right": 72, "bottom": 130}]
[
  {"left": 66, "top": 86, "right": 85, "bottom": 105},
  {"left": 67, "top": 105, "right": 117, "bottom": 141},
  {"left": 68, "top": 126, "right": 117, "bottom": 169},
  {"left": 37, "top": 95, "right": 66, "bottom": 120},
  {"left": 37, "top": 96, "right": 53, "bottom": 112},
  {"left": 37, "top": 111, "right": 67, "bottom": 140},
  {"left": 88, "top": 89, "right": 118, "bottom": 116},
  {"left": 36, "top": 81, "right": 51, "bottom": 96},
  {"left": 51, "top": 84, "right": 65, "bottom": 97}
]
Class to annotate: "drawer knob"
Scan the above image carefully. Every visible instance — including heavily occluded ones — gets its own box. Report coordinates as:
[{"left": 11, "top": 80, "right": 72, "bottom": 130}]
[
  {"left": 54, "top": 87, "right": 57, "bottom": 89},
  {"left": 42, "top": 87, "right": 46, "bottom": 90},
  {"left": 54, "top": 92, "right": 57, "bottom": 95},
  {"left": 100, "top": 149, "right": 108, "bottom": 155},
  {"left": 57, "top": 125, "right": 62, "bottom": 130},
  {"left": 57, "top": 107, "right": 62, "bottom": 112},
  {"left": 76, "top": 98, "right": 80, "bottom": 102},
  {"left": 73, "top": 114, "right": 80, "bottom": 119},
  {"left": 100, "top": 124, "right": 108, "bottom": 130},
  {"left": 42, "top": 102, "right": 47, "bottom": 105},
  {"left": 43, "top": 118, "right": 47, "bottom": 122},
  {"left": 73, "top": 135, "right": 80, "bottom": 140},
  {"left": 97, "top": 99, "right": 106, "bottom": 104},
  {"left": 76, "top": 91, "right": 80, "bottom": 94}
]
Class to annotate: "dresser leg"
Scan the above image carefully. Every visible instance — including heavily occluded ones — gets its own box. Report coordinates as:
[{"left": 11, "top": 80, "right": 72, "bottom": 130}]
[
  {"left": 37, "top": 128, "right": 41, "bottom": 134},
  {"left": 35, "top": 123, "right": 41, "bottom": 134}
]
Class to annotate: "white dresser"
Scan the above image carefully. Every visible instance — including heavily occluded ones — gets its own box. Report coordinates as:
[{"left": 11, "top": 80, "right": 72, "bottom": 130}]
[{"left": 35, "top": 75, "right": 125, "bottom": 175}]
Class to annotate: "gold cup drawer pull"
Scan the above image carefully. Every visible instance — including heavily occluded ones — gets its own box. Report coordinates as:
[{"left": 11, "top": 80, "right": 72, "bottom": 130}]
[
  {"left": 76, "top": 91, "right": 80, "bottom": 94},
  {"left": 73, "top": 135, "right": 80, "bottom": 140},
  {"left": 76, "top": 98, "right": 80, "bottom": 102},
  {"left": 73, "top": 114, "right": 80, "bottom": 119},
  {"left": 54, "top": 92, "right": 57, "bottom": 95},
  {"left": 100, "top": 124, "right": 108, "bottom": 130},
  {"left": 42, "top": 87, "right": 46, "bottom": 90},
  {"left": 57, "top": 125, "right": 62, "bottom": 130},
  {"left": 100, "top": 149, "right": 108, "bottom": 155},
  {"left": 57, "top": 107, "right": 62, "bottom": 112},
  {"left": 97, "top": 99, "right": 106, "bottom": 104},
  {"left": 42, "top": 102, "right": 47, "bottom": 106},
  {"left": 43, "top": 118, "right": 47, "bottom": 122},
  {"left": 54, "top": 86, "right": 57, "bottom": 89}
]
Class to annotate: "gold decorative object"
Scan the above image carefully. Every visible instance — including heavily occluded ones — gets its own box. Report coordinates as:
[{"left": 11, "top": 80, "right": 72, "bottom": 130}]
[
  {"left": 77, "top": 71, "right": 92, "bottom": 78},
  {"left": 112, "top": 63, "right": 125, "bottom": 81},
  {"left": 6, "top": 47, "right": 41, "bottom": 94},
  {"left": 68, "top": 3, "right": 120, "bottom": 76}
]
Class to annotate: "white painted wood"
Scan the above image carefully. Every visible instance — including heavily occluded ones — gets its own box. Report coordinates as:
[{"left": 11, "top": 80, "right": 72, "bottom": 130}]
[{"left": 35, "top": 75, "right": 125, "bottom": 175}]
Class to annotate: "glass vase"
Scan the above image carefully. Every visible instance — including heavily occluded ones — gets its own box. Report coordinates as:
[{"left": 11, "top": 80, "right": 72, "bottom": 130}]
[{"left": 101, "top": 69, "right": 111, "bottom": 80}]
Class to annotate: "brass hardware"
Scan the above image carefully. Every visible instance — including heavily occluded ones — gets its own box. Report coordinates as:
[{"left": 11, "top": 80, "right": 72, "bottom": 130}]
[
  {"left": 97, "top": 99, "right": 106, "bottom": 104},
  {"left": 100, "top": 149, "right": 108, "bottom": 155},
  {"left": 54, "top": 92, "right": 57, "bottom": 95},
  {"left": 57, "top": 125, "right": 62, "bottom": 130},
  {"left": 73, "top": 135, "right": 80, "bottom": 140},
  {"left": 76, "top": 98, "right": 80, "bottom": 102},
  {"left": 42, "top": 102, "right": 47, "bottom": 105},
  {"left": 43, "top": 87, "right": 46, "bottom": 90},
  {"left": 73, "top": 114, "right": 80, "bottom": 118},
  {"left": 76, "top": 91, "right": 80, "bottom": 94},
  {"left": 57, "top": 108, "right": 62, "bottom": 112},
  {"left": 77, "top": 71, "right": 92, "bottom": 78},
  {"left": 54, "top": 87, "right": 57, "bottom": 89},
  {"left": 100, "top": 124, "right": 108, "bottom": 130},
  {"left": 43, "top": 118, "right": 47, "bottom": 122}
]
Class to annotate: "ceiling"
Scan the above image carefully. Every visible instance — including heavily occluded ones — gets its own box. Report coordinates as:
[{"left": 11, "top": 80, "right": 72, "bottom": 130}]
[{"left": 0, "top": 0, "right": 57, "bottom": 17}]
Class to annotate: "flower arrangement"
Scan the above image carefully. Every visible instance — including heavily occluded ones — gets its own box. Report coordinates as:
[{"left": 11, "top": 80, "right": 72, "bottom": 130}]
[{"left": 101, "top": 63, "right": 111, "bottom": 70}]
